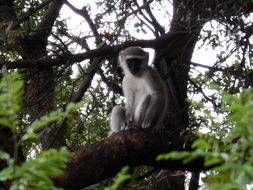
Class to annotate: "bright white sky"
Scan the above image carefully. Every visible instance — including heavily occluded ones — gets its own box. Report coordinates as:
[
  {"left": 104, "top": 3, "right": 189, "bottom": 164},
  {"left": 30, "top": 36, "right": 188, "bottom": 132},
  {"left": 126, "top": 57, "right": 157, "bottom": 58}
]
[{"left": 60, "top": 0, "right": 217, "bottom": 67}]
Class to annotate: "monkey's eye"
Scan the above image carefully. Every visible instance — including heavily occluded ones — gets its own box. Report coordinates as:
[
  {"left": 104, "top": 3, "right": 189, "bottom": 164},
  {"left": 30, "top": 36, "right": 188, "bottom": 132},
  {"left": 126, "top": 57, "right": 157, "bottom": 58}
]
[{"left": 126, "top": 58, "right": 142, "bottom": 75}]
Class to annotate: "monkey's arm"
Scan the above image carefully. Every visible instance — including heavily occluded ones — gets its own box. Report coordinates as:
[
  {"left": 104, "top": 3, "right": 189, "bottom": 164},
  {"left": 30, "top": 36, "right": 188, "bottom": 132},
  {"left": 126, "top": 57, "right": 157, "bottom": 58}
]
[
  {"left": 123, "top": 77, "right": 135, "bottom": 122},
  {"left": 141, "top": 69, "right": 167, "bottom": 128},
  {"left": 126, "top": 101, "right": 134, "bottom": 123},
  {"left": 134, "top": 94, "right": 151, "bottom": 127},
  {"left": 141, "top": 94, "right": 161, "bottom": 128}
]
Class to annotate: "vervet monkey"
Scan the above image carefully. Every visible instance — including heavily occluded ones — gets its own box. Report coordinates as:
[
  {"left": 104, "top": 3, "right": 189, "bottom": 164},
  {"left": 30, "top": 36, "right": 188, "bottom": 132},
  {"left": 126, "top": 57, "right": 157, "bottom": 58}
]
[{"left": 109, "top": 47, "right": 167, "bottom": 135}]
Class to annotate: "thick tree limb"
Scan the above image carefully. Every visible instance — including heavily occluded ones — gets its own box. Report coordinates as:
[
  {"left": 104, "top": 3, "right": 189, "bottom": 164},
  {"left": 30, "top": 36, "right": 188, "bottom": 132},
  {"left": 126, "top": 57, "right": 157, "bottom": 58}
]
[
  {"left": 54, "top": 130, "right": 209, "bottom": 190},
  {"left": 36, "top": 0, "right": 64, "bottom": 42},
  {"left": 11, "top": 0, "right": 53, "bottom": 30}
]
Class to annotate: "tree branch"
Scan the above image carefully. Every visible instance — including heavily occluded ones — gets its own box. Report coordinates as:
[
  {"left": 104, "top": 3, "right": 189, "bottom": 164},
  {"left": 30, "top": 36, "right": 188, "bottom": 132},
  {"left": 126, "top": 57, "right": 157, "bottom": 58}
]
[
  {"left": 54, "top": 130, "right": 211, "bottom": 190},
  {"left": 11, "top": 0, "right": 53, "bottom": 30},
  {"left": 64, "top": 1, "right": 102, "bottom": 45},
  {"left": 0, "top": 32, "right": 186, "bottom": 70},
  {"left": 36, "top": 0, "right": 64, "bottom": 42},
  {"left": 98, "top": 68, "right": 123, "bottom": 96},
  {"left": 143, "top": 0, "right": 165, "bottom": 35},
  {"left": 71, "top": 58, "right": 102, "bottom": 102}
]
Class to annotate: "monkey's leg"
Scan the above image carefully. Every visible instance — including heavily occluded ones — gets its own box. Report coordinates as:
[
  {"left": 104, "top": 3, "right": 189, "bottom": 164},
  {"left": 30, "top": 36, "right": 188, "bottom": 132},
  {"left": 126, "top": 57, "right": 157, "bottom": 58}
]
[
  {"left": 134, "top": 94, "right": 151, "bottom": 128},
  {"left": 109, "top": 106, "right": 126, "bottom": 136}
]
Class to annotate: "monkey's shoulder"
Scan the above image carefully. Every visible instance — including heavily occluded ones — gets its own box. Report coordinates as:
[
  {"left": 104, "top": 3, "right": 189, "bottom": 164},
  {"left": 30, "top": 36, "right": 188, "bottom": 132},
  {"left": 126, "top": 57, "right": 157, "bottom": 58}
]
[
  {"left": 143, "top": 67, "right": 167, "bottom": 93},
  {"left": 142, "top": 67, "right": 163, "bottom": 82},
  {"left": 143, "top": 66, "right": 159, "bottom": 75}
]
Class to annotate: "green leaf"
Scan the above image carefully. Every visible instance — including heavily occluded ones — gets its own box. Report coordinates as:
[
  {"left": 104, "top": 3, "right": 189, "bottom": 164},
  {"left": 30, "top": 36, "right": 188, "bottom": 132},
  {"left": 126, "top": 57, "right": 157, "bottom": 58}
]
[
  {"left": 104, "top": 166, "right": 131, "bottom": 190},
  {"left": 0, "top": 118, "right": 12, "bottom": 127},
  {"left": 156, "top": 151, "right": 190, "bottom": 161},
  {"left": 192, "top": 139, "right": 211, "bottom": 150},
  {"left": 0, "top": 166, "right": 14, "bottom": 181},
  {"left": 205, "top": 157, "right": 222, "bottom": 167}
]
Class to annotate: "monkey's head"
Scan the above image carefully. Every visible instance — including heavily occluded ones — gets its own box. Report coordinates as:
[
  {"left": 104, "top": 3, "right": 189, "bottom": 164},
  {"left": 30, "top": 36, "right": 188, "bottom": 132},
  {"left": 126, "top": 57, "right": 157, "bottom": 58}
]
[{"left": 119, "top": 47, "right": 149, "bottom": 76}]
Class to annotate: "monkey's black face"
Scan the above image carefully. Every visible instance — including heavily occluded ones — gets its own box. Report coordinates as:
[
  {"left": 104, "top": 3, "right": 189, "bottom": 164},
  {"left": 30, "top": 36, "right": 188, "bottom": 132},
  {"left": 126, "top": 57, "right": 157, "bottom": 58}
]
[{"left": 126, "top": 58, "right": 143, "bottom": 75}]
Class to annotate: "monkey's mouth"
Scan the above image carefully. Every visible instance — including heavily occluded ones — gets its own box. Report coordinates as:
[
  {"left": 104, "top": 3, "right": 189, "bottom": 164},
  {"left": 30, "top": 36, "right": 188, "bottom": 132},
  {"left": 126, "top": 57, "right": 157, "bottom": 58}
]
[{"left": 127, "top": 58, "right": 142, "bottom": 75}]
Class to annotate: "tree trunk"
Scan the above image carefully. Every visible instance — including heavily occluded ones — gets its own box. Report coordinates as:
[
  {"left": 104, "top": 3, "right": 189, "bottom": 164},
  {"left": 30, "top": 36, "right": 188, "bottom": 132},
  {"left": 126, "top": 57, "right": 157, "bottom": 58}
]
[
  {"left": 152, "top": 1, "right": 204, "bottom": 189},
  {"left": 21, "top": 0, "right": 64, "bottom": 149}
]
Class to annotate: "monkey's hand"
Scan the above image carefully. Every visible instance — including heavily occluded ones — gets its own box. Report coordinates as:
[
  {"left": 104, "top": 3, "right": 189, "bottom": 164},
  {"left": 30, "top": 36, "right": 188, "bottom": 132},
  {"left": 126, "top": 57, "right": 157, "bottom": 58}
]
[
  {"left": 124, "top": 119, "right": 135, "bottom": 129},
  {"left": 141, "top": 122, "right": 151, "bottom": 129},
  {"left": 122, "top": 121, "right": 129, "bottom": 130}
]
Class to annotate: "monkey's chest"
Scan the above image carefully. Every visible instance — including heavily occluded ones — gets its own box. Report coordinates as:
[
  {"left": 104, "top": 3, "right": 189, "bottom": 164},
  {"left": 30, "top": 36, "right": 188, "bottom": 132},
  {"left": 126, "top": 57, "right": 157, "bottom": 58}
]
[
  {"left": 127, "top": 79, "right": 147, "bottom": 98},
  {"left": 123, "top": 75, "right": 148, "bottom": 94}
]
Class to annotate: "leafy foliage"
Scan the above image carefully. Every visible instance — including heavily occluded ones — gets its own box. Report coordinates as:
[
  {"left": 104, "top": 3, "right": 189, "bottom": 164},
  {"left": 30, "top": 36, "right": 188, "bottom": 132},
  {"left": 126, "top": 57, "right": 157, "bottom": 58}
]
[
  {"left": 0, "top": 148, "right": 69, "bottom": 190},
  {"left": 0, "top": 72, "right": 23, "bottom": 128},
  {"left": 104, "top": 166, "right": 132, "bottom": 190},
  {"left": 158, "top": 89, "right": 253, "bottom": 189},
  {"left": 0, "top": 73, "right": 71, "bottom": 190}
]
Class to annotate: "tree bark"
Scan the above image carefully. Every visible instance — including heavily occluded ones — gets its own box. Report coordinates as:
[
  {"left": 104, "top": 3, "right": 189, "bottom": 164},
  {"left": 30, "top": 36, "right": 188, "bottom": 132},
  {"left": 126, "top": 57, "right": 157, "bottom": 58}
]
[
  {"left": 20, "top": 0, "right": 65, "bottom": 149},
  {"left": 54, "top": 130, "right": 211, "bottom": 190}
]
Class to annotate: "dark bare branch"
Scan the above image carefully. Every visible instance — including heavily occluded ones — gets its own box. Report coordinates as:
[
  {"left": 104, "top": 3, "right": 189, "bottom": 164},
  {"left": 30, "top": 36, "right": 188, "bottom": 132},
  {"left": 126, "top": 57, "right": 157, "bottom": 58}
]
[
  {"left": 0, "top": 32, "right": 184, "bottom": 69},
  {"left": 143, "top": 0, "right": 165, "bottom": 35},
  {"left": 64, "top": 1, "right": 102, "bottom": 45},
  {"left": 99, "top": 68, "right": 123, "bottom": 96},
  {"left": 71, "top": 58, "right": 102, "bottom": 102}
]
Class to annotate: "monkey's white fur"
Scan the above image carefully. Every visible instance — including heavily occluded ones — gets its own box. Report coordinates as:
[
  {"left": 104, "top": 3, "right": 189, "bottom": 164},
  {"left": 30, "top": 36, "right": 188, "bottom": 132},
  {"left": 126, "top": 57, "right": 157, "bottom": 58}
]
[{"left": 109, "top": 47, "right": 167, "bottom": 136}]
